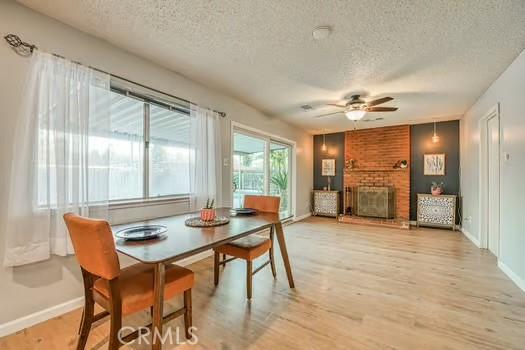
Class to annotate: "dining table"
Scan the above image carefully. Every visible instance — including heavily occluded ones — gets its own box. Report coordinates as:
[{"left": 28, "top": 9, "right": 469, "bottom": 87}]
[{"left": 112, "top": 207, "right": 295, "bottom": 350}]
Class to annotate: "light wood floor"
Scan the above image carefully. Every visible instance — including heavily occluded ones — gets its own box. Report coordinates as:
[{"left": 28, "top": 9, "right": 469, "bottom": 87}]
[{"left": 1, "top": 216, "right": 525, "bottom": 350}]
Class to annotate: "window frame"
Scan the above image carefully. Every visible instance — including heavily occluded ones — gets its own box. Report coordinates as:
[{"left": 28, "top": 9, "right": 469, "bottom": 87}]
[{"left": 108, "top": 85, "right": 192, "bottom": 205}]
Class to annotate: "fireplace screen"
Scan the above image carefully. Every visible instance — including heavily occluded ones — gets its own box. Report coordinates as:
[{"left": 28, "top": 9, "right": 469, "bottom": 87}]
[{"left": 356, "top": 186, "right": 395, "bottom": 219}]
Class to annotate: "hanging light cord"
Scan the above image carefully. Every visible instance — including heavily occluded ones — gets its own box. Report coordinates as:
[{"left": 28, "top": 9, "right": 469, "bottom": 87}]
[
  {"left": 432, "top": 122, "right": 440, "bottom": 143},
  {"left": 321, "top": 133, "right": 328, "bottom": 151}
]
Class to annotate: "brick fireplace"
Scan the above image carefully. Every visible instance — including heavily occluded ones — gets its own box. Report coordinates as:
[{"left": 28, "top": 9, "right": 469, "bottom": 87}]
[{"left": 344, "top": 125, "right": 410, "bottom": 220}]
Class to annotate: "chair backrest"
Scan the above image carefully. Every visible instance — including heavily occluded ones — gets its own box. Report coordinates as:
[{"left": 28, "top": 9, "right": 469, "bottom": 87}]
[
  {"left": 244, "top": 195, "right": 281, "bottom": 213},
  {"left": 63, "top": 213, "right": 120, "bottom": 280}
]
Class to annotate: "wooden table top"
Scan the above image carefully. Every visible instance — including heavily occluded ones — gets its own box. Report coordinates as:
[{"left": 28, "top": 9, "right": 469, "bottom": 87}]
[{"left": 113, "top": 208, "right": 292, "bottom": 264}]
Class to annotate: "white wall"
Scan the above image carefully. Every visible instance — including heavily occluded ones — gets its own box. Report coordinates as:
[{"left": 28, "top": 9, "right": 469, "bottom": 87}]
[
  {"left": 0, "top": 1, "right": 313, "bottom": 326},
  {"left": 461, "top": 50, "right": 525, "bottom": 288}
]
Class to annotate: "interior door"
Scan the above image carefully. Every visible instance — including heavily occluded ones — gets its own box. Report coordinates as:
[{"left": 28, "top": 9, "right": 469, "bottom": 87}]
[{"left": 487, "top": 116, "right": 500, "bottom": 256}]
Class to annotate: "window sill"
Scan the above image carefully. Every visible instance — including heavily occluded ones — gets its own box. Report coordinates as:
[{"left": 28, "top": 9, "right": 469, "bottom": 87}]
[{"left": 109, "top": 196, "right": 190, "bottom": 210}]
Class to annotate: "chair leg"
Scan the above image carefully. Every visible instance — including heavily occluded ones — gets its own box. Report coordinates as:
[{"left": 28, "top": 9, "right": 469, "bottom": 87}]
[
  {"left": 108, "top": 278, "right": 123, "bottom": 350},
  {"left": 76, "top": 295, "right": 94, "bottom": 350},
  {"left": 246, "top": 260, "right": 253, "bottom": 300},
  {"left": 184, "top": 289, "right": 193, "bottom": 340},
  {"left": 269, "top": 247, "right": 277, "bottom": 278},
  {"left": 214, "top": 251, "right": 220, "bottom": 286},
  {"left": 269, "top": 227, "right": 277, "bottom": 278},
  {"left": 108, "top": 311, "right": 122, "bottom": 350},
  {"left": 78, "top": 308, "right": 85, "bottom": 335}
]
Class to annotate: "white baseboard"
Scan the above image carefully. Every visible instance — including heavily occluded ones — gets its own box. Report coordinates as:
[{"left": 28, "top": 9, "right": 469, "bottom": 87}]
[
  {"left": 293, "top": 212, "right": 311, "bottom": 222},
  {"left": 460, "top": 228, "right": 480, "bottom": 248},
  {"left": 0, "top": 251, "right": 212, "bottom": 338},
  {"left": 0, "top": 296, "right": 85, "bottom": 337},
  {"left": 498, "top": 260, "right": 525, "bottom": 293}
]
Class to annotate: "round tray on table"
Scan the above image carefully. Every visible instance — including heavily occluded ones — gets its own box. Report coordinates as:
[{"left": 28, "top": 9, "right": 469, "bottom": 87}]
[{"left": 184, "top": 216, "right": 230, "bottom": 227}]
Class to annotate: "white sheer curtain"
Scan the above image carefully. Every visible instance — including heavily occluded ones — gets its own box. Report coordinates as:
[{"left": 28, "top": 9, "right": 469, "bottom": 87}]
[
  {"left": 189, "top": 104, "right": 222, "bottom": 210},
  {"left": 4, "top": 51, "right": 111, "bottom": 267}
]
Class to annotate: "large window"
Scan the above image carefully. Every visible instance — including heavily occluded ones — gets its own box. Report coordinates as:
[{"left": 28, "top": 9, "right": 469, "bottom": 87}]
[
  {"left": 109, "top": 90, "right": 190, "bottom": 201},
  {"left": 108, "top": 93, "right": 144, "bottom": 200},
  {"left": 149, "top": 104, "right": 190, "bottom": 197}
]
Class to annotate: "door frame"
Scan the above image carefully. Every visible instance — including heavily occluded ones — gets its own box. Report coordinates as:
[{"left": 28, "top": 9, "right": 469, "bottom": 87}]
[
  {"left": 230, "top": 121, "right": 297, "bottom": 217},
  {"left": 478, "top": 103, "right": 500, "bottom": 254}
]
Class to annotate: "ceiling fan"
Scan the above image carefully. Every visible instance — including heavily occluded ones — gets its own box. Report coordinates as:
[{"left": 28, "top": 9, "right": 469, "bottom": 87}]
[{"left": 315, "top": 95, "right": 398, "bottom": 120}]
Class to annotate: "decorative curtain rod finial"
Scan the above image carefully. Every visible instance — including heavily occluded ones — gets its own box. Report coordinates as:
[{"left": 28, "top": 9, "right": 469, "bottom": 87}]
[{"left": 4, "top": 33, "right": 37, "bottom": 56}]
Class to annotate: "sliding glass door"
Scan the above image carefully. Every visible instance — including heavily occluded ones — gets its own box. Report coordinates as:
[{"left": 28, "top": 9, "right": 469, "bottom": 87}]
[
  {"left": 269, "top": 141, "right": 292, "bottom": 213},
  {"left": 232, "top": 132, "right": 266, "bottom": 208},
  {"left": 232, "top": 128, "right": 293, "bottom": 214}
]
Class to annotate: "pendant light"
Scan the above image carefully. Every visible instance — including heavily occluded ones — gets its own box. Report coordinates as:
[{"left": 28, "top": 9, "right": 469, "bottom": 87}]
[
  {"left": 321, "top": 133, "right": 327, "bottom": 151},
  {"left": 432, "top": 122, "right": 440, "bottom": 143}
]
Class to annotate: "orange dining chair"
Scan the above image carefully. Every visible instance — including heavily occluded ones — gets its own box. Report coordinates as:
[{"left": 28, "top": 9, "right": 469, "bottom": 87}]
[
  {"left": 213, "top": 195, "right": 280, "bottom": 299},
  {"left": 63, "top": 213, "right": 194, "bottom": 349}
]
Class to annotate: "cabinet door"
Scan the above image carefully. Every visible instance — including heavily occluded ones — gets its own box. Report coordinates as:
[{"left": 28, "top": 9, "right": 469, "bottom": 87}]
[
  {"left": 418, "top": 196, "right": 454, "bottom": 225},
  {"left": 314, "top": 192, "right": 337, "bottom": 216}
]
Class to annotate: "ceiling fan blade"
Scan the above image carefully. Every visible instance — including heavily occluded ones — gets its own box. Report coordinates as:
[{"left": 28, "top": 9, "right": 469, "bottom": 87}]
[
  {"left": 366, "top": 97, "right": 393, "bottom": 107},
  {"left": 326, "top": 103, "right": 347, "bottom": 108},
  {"left": 314, "top": 111, "right": 344, "bottom": 118},
  {"left": 365, "top": 106, "right": 398, "bottom": 112}
]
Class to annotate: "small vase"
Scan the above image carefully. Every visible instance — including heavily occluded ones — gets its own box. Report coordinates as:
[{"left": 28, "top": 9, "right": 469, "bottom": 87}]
[
  {"left": 431, "top": 187, "right": 443, "bottom": 196},
  {"left": 200, "top": 208, "right": 216, "bottom": 221}
]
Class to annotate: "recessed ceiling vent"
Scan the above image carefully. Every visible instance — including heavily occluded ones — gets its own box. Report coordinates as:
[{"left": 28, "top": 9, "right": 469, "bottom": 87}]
[
  {"left": 312, "top": 26, "right": 332, "bottom": 40},
  {"left": 301, "top": 104, "right": 313, "bottom": 111}
]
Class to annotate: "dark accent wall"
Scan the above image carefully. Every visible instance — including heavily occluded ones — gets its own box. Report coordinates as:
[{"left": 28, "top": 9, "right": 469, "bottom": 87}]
[
  {"left": 313, "top": 132, "right": 345, "bottom": 192},
  {"left": 410, "top": 120, "right": 460, "bottom": 223}
]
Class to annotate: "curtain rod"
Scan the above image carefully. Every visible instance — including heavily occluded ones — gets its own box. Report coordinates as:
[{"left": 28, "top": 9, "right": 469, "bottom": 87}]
[{"left": 3, "top": 33, "right": 226, "bottom": 118}]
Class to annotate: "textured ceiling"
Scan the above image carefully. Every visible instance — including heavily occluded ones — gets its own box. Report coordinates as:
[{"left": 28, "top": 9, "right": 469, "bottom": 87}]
[{"left": 18, "top": 0, "right": 525, "bottom": 133}]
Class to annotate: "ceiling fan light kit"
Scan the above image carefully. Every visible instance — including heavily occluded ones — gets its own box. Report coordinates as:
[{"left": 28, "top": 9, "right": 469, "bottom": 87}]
[
  {"left": 345, "top": 110, "right": 366, "bottom": 121},
  {"left": 313, "top": 94, "right": 398, "bottom": 122}
]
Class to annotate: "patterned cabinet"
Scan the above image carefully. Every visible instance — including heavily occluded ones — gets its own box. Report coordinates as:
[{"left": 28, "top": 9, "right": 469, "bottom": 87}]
[
  {"left": 313, "top": 190, "right": 340, "bottom": 218},
  {"left": 417, "top": 194, "right": 457, "bottom": 230}
]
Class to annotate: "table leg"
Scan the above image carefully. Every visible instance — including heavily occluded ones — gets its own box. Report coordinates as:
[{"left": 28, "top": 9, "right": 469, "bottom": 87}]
[
  {"left": 152, "top": 262, "right": 165, "bottom": 350},
  {"left": 274, "top": 222, "right": 295, "bottom": 288}
]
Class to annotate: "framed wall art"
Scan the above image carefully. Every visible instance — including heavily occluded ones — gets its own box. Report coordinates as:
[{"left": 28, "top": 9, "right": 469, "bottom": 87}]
[
  {"left": 424, "top": 154, "right": 445, "bottom": 175},
  {"left": 321, "top": 159, "right": 336, "bottom": 176}
]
